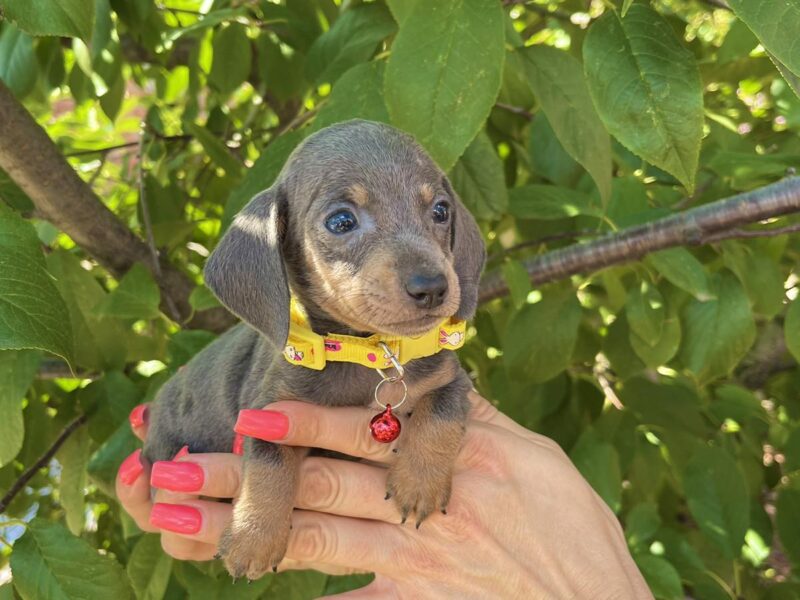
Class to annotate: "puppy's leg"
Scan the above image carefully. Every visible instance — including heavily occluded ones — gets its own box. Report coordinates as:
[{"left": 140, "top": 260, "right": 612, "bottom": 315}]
[
  {"left": 218, "top": 439, "right": 297, "bottom": 580},
  {"left": 386, "top": 372, "right": 471, "bottom": 527}
]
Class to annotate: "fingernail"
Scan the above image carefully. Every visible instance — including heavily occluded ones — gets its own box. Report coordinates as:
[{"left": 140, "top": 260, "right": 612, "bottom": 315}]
[
  {"left": 232, "top": 433, "right": 244, "bottom": 456},
  {"left": 150, "top": 503, "right": 202, "bottom": 534},
  {"left": 129, "top": 404, "right": 149, "bottom": 429},
  {"left": 174, "top": 445, "right": 190, "bottom": 460},
  {"left": 151, "top": 461, "right": 204, "bottom": 492},
  {"left": 119, "top": 449, "right": 144, "bottom": 485},
  {"left": 234, "top": 410, "right": 289, "bottom": 441}
]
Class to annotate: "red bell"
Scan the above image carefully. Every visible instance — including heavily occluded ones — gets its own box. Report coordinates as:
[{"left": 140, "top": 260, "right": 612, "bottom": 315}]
[{"left": 370, "top": 404, "right": 401, "bottom": 443}]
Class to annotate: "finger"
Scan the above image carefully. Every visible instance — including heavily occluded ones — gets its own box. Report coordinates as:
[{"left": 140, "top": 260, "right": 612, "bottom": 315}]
[
  {"left": 296, "top": 457, "right": 398, "bottom": 523},
  {"left": 318, "top": 579, "right": 396, "bottom": 600},
  {"left": 285, "top": 510, "right": 404, "bottom": 574},
  {"left": 128, "top": 404, "right": 149, "bottom": 442},
  {"left": 150, "top": 453, "right": 243, "bottom": 499},
  {"left": 235, "top": 403, "right": 397, "bottom": 464},
  {"left": 115, "top": 450, "right": 158, "bottom": 533},
  {"left": 160, "top": 532, "right": 218, "bottom": 562},
  {"left": 149, "top": 500, "right": 232, "bottom": 546},
  {"left": 467, "top": 391, "right": 553, "bottom": 446}
]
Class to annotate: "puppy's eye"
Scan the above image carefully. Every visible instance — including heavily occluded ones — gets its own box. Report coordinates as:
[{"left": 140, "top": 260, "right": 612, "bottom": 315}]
[
  {"left": 432, "top": 200, "right": 450, "bottom": 224},
  {"left": 325, "top": 210, "right": 359, "bottom": 234}
]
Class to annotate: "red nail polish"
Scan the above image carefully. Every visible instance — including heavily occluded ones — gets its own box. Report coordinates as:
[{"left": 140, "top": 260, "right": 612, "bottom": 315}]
[
  {"left": 151, "top": 461, "right": 204, "bottom": 492},
  {"left": 150, "top": 503, "right": 202, "bottom": 535},
  {"left": 232, "top": 433, "right": 244, "bottom": 455},
  {"left": 234, "top": 410, "right": 289, "bottom": 441},
  {"left": 129, "top": 404, "right": 149, "bottom": 429},
  {"left": 174, "top": 445, "right": 190, "bottom": 460},
  {"left": 119, "top": 449, "right": 144, "bottom": 485}
]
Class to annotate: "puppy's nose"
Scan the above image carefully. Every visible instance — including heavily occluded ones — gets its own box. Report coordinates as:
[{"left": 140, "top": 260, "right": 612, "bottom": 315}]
[{"left": 405, "top": 273, "right": 448, "bottom": 309}]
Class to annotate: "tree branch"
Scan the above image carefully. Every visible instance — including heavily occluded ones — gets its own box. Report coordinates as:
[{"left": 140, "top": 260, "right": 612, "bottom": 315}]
[
  {"left": 478, "top": 177, "right": 800, "bottom": 303},
  {"left": 0, "top": 414, "right": 88, "bottom": 514},
  {"left": 0, "top": 80, "right": 234, "bottom": 333}
]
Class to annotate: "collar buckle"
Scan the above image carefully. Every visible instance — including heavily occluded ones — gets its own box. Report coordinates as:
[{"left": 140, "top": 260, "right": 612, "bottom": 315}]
[{"left": 376, "top": 341, "right": 404, "bottom": 382}]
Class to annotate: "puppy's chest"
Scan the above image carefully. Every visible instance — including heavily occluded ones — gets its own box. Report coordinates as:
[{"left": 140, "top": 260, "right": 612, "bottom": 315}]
[{"left": 275, "top": 353, "right": 458, "bottom": 411}]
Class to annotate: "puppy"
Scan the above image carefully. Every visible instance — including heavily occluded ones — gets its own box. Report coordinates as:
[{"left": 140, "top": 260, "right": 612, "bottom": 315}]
[{"left": 143, "top": 119, "right": 486, "bottom": 580}]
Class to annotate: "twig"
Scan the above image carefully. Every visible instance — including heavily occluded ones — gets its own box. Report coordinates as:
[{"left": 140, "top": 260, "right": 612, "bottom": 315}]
[
  {"left": 65, "top": 134, "right": 192, "bottom": 158},
  {"left": 275, "top": 104, "right": 323, "bottom": 137},
  {"left": 700, "top": 0, "right": 731, "bottom": 11},
  {"left": 703, "top": 222, "right": 800, "bottom": 243},
  {"left": 594, "top": 354, "right": 624, "bottom": 410},
  {"left": 489, "top": 229, "right": 599, "bottom": 262},
  {"left": 495, "top": 102, "right": 534, "bottom": 121},
  {"left": 36, "top": 359, "right": 97, "bottom": 381},
  {"left": 0, "top": 414, "right": 88, "bottom": 514},
  {"left": 478, "top": 177, "right": 800, "bottom": 303},
  {"left": 138, "top": 125, "right": 181, "bottom": 322}
]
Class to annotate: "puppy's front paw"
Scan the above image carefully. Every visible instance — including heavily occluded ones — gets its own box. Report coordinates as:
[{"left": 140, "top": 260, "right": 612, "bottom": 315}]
[
  {"left": 217, "top": 509, "right": 291, "bottom": 581},
  {"left": 386, "top": 451, "right": 454, "bottom": 528}
]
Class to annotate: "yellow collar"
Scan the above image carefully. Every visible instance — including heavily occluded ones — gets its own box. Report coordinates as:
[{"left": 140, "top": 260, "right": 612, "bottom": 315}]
[{"left": 282, "top": 299, "right": 467, "bottom": 370}]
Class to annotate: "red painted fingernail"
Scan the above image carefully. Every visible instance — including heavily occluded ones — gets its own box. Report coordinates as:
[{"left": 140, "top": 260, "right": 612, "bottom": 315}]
[
  {"left": 150, "top": 503, "right": 202, "bottom": 535},
  {"left": 129, "top": 404, "right": 149, "bottom": 429},
  {"left": 174, "top": 445, "right": 189, "bottom": 460},
  {"left": 119, "top": 449, "right": 144, "bottom": 485},
  {"left": 234, "top": 410, "right": 289, "bottom": 441},
  {"left": 232, "top": 433, "right": 244, "bottom": 455},
  {"left": 151, "top": 461, "right": 204, "bottom": 492}
]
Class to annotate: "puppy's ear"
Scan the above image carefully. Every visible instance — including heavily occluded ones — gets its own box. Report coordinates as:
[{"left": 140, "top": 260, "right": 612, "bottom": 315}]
[
  {"left": 445, "top": 178, "right": 485, "bottom": 320},
  {"left": 204, "top": 186, "right": 291, "bottom": 347}
]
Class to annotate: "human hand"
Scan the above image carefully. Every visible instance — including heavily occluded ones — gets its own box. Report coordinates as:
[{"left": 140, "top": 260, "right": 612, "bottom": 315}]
[{"left": 117, "top": 395, "right": 652, "bottom": 598}]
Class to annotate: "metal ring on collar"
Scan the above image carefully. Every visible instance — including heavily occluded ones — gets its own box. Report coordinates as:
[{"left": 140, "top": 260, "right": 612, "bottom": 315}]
[{"left": 374, "top": 377, "right": 408, "bottom": 410}]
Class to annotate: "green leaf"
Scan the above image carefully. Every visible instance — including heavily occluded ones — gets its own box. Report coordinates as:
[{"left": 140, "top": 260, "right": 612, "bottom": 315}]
[
  {"left": 10, "top": 519, "right": 134, "bottom": 600},
  {"left": 626, "top": 281, "right": 664, "bottom": 343},
  {"left": 449, "top": 130, "right": 508, "bottom": 219},
  {"left": 46, "top": 251, "right": 129, "bottom": 369},
  {"left": 1, "top": 0, "right": 95, "bottom": 42},
  {"left": 504, "top": 284, "right": 581, "bottom": 383},
  {"left": 646, "top": 248, "right": 713, "bottom": 301},
  {"left": 0, "top": 203, "right": 73, "bottom": 363},
  {"left": 167, "top": 330, "right": 216, "bottom": 369},
  {"left": 682, "top": 446, "right": 750, "bottom": 559},
  {"left": 527, "top": 113, "right": 583, "bottom": 188},
  {"left": 189, "top": 286, "right": 221, "bottom": 312},
  {"left": 785, "top": 298, "right": 800, "bottom": 363},
  {"left": 777, "top": 485, "right": 800, "bottom": 568},
  {"left": 384, "top": 0, "right": 505, "bottom": 170},
  {"left": 680, "top": 271, "right": 756, "bottom": 382},
  {"left": 0, "top": 25, "right": 38, "bottom": 98},
  {"left": 208, "top": 23, "right": 251, "bottom": 96},
  {"left": 264, "top": 571, "right": 328, "bottom": 600},
  {"left": 583, "top": 5, "right": 704, "bottom": 191},
  {"left": 718, "top": 18, "right": 758, "bottom": 65},
  {"left": 94, "top": 264, "right": 161, "bottom": 320},
  {"left": 501, "top": 260, "right": 531, "bottom": 309},
  {"left": 223, "top": 130, "right": 305, "bottom": 229},
  {"left": 769, "top": 52, "right": 800, "bottom": 99},
  {"left": 508, "top": 185, "right": 601, "bottom": 220},
  {"left": 621, "top": 0, "right": 635, "bottom": 17},
  {"left": 629, "top": 312, "right": 680, "bottom": 369},
  {"left": 305, "top": 3, "right": 396, "bottom": 85},
  {"left": 626, "top": 503, "right": 661, "bottom": 547},
  {"left": 184, "top": 122, "right": 243, "bottom": 177},
  {"left": 722, "top": 243, "right": 784, "bottom": 318},
  {"left": 386, "top": 0, "right": 418, "bottom": 24},
  {"left": 312, "top": 62, "right": 389, "bottom": 132},
  {"left": 520, "top": 46, "right": 611, "bottom": 203},
  {"left": 87, "top": 422, "right": 139, "bottom": 496},
  {"left": 726, "top": 0, "right": 800, "bottom": 75},
  {"left": 618, "top": 377, "right": 707, "bottom": 438},
  {"left": 78, "top": 371, "right": 142, "bottom": 445},
  {"left": 57, "top": 427, "right": 89, "bottom": 536},
  {"left": 0, "top": 349, "right": 40, "bottom": 467},
  {"left": 635, "top": 555, "right": 683, "bottom": 600},
  {"left": 127, "top": 534, "right": 173, "bottom": 600},
  {"left": 570, "top": 429, "right": 622, "bottom": 512}
]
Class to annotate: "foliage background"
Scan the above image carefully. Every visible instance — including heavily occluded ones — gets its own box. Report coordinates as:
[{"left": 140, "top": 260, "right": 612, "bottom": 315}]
[{"left": 1, "top": 0, "right": 800, "bottom": 598}]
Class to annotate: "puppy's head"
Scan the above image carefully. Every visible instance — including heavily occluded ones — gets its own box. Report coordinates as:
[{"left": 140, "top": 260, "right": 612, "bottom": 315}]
[{"left": 205, "top": 120, "right": 485, "bottom": 347}]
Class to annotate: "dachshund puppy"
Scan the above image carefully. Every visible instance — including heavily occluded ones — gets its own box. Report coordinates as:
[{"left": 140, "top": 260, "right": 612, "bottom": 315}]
[{"left": 143, "top": 119, "right": 486, "bottom": 580}]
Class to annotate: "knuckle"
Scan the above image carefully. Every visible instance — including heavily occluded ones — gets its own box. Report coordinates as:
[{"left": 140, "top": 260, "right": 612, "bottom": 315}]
[
  {"left": 292, "top": 521, "right": 338, "bottom": 563},
  {"left": 299, "top": 460, "right": 342, "bottom": 511},
  {"left": 392, "top": 542, "right": 444, "bottom": 576},
  {"left": 161, "top": 534, "right": 195, "bottom": 561},
  {"left": 459, "top": 428, "right": 510, "bottom": 480}
]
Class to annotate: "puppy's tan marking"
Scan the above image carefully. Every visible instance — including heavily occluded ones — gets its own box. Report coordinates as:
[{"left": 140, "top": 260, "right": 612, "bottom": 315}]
[
  {"left": 218, "top": 445, "right": 298, "bottom": 580},
  {"left": 348, "top": 183, "right": 369, "bottom": 206},
  {"left": 419, "top": 183, "right": 435, "bottom": 204},
  {"left": 387, "top": 392, "right": 466, "bottom": 526}
]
